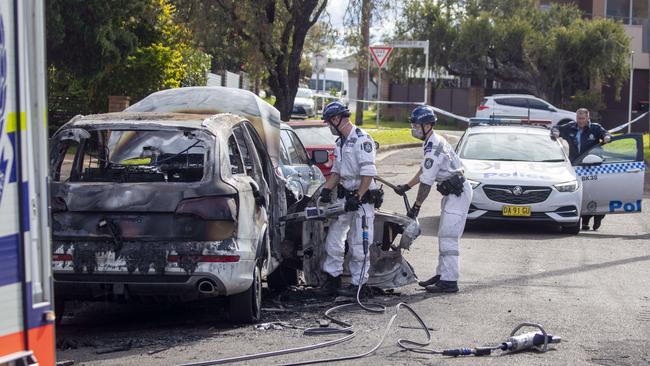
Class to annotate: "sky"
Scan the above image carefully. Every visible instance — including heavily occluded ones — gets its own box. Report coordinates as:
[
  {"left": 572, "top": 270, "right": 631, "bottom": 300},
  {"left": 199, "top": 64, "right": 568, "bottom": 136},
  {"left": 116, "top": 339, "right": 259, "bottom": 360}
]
[{"left": 322, "top": 0, "right": 399, "bottom": 59}]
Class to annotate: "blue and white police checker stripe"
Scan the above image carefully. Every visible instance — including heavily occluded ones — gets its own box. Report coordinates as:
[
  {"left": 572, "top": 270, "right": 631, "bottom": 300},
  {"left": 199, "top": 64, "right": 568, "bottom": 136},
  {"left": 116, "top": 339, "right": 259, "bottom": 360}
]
[{"left": 575, "top": 162, "right": 645, "bottom": 177}]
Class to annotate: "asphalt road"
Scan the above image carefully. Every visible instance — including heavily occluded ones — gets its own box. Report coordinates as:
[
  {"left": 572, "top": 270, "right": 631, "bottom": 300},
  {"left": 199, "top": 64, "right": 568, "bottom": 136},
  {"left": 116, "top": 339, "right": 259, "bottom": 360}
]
[{"left": 56, "top": 142, "right": 650, "bottom": 366}]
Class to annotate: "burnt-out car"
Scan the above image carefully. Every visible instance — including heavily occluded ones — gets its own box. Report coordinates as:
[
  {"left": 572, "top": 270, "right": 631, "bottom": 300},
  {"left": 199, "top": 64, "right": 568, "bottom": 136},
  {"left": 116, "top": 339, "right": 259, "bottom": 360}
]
[
  {"left": 50, "top": 87, "right": 421, "bottom": 324},
  {"left": 50, "top": 112, "right": 277, "bottom": 323}
]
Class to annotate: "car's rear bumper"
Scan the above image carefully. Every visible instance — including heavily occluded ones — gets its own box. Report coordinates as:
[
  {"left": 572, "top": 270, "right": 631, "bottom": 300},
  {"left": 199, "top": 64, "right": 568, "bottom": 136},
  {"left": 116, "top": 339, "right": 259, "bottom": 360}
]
[
  {"left": 52, "top": 239, "right": 257, "bottom": 301},
  {"left": 53, "top": 258, "right": 256, "bottom": 302}
]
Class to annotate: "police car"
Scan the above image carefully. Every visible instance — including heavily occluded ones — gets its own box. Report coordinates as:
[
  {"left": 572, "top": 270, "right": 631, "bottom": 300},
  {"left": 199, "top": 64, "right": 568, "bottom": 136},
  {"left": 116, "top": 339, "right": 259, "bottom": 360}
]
[{"left": 457, "top": 119, "right": 645, "bottom": 234}]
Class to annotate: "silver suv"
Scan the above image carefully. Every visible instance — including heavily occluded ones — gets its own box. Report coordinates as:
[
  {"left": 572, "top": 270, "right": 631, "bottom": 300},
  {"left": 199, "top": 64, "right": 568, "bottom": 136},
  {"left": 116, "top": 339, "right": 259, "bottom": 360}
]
[{"left": 476, "top": 94, "right": 575, "bottom": 126}]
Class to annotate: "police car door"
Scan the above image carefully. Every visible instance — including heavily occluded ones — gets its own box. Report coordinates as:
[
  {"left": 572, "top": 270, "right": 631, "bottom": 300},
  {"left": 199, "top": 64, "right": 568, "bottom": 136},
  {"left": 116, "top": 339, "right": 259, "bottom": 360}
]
[{"left": 575, "top": 134, "right": 645, "bottom": 215}]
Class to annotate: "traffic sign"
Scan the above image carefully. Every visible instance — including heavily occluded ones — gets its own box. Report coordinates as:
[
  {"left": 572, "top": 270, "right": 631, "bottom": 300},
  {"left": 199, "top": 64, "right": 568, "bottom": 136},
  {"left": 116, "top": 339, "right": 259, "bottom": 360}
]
[
  {"left": 370, "top": 46, "right": 393, "bottom": 68},
  {"left": 391, "top": 40, "right": 428, "bottom": 49}
]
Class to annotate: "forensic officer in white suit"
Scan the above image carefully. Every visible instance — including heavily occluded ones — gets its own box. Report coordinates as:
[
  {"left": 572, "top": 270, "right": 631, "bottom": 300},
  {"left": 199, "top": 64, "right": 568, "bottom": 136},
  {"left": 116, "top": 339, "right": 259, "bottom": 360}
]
[
  {"left": 393, "top": 106, "right": 472, "bottom": 293},
  {"left": 317, "top": 101, "right": 382, "bottom": 297}
]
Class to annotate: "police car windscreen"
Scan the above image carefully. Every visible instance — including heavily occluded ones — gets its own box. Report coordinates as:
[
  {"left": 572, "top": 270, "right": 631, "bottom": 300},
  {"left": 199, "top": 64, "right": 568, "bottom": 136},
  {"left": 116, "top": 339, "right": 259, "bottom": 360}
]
[{"left": 460, "top": 132, "right": 566, "bottom": 162}]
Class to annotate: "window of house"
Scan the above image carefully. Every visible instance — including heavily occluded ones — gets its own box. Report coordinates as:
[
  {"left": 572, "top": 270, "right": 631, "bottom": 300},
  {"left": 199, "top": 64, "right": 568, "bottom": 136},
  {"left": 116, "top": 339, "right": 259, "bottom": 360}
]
[
  {"left": 631, "top": 0, "right": 648, "bottom": 25},
  {"left": 607, "top": 0, "right": 631, "bottom": 24}
]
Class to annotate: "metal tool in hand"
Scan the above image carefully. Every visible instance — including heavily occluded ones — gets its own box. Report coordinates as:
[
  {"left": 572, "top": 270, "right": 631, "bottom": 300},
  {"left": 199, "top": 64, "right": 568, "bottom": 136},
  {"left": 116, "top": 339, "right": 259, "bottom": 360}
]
[
  {"left": 280, "top": 198, "right": 346, "bottom": 222},
  {"left": 374, "top": 176, "right": 411, "bottom": 212}
]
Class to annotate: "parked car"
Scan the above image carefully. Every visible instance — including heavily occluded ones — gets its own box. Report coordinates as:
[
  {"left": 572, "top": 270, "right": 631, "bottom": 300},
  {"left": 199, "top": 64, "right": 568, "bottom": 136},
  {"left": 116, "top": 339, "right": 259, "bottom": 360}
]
[
  {"left": 457, "top": 122, "right": 645, "bottom": 234},
  {"left": 476, "top": 94, "right": 576, "bottom": 127},
  {"left": 279, "top": 123, "right": 327, "bottom": 202},
  {"left": 309, "top": 68, "right": 350, "bottom": 104},
  {"left": 50, "top": 112, "right": 274, "bottom": 323},
  {"left": 291, "top": 88, "right": 316, "bottom": 118},
  {"left": 286, "top": 120, "right": 336, "bottom": 176}
]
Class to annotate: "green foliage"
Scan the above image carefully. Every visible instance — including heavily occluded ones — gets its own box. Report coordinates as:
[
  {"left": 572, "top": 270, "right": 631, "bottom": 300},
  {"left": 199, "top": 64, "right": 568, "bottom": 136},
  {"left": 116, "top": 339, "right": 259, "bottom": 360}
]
[
  {"left": 99, "top": 43, "right": 185, "bottom": 103},
  {"left": 390, "top": 0, "right": 456, "bottom": 82},
  {"left": 565, "top": 90, "right": 606, "bottom": 119},
  {"left": 389, "top": 0, "right": 631, "bottom": 108},
  {"left": 198, "top": 1, "right": 327, "bottom": 121},
  {"left": 47, "top": 0, "right": 211, "bottom": 125}
]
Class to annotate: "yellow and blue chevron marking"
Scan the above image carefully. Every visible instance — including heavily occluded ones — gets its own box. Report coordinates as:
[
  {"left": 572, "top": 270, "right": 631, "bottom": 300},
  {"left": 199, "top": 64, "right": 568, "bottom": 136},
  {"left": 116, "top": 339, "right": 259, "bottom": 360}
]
[{"left": 575, "top": 162, "right": 645, "bottom": 177}]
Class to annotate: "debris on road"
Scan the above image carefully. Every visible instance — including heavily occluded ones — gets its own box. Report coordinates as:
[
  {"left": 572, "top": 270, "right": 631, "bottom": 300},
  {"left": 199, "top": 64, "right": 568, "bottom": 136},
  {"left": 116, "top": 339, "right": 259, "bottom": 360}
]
[
  {"left": 95, "top": 340, "right": 133, "bottom": 355},
  {"left": 254, "top": 322, "right": 288, "bottom": 331},
  {"left": 147, "top": 347, "right": 170, "bottom": 355}
]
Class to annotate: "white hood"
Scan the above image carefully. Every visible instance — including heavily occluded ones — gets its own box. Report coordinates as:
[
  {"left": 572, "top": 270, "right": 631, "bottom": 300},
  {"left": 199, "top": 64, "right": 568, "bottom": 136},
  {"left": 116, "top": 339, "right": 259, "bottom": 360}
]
[{"left": 463, "top": 159, "right": 576, "bottom": 185}]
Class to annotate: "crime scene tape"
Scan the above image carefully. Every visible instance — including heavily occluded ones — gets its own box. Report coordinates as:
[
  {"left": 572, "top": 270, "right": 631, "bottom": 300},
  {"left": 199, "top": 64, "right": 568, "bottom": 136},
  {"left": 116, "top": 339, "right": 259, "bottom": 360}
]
[
  {"left": 608, "top": 111, "right": 649, "bottom": 133},
  {"left": 315, "top": 93, "right": 647, "bottom": 130}
]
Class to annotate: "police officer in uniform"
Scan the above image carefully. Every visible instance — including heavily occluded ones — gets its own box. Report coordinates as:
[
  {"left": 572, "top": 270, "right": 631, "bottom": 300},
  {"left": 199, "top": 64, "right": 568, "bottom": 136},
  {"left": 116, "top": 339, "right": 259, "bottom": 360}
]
[
  {"left": 318, "top": 101, "right": 381, "bottom": 297},
  {"left": 394, "top": 106, "right": 472, "bottom": 293},
  {"left": 551, "top": 108, "right": 611, "bottom": 230}
]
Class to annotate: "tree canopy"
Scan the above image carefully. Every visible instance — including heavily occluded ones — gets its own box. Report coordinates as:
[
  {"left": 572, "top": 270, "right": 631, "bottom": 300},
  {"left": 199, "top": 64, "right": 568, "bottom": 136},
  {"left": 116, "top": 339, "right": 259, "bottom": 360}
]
[
  {"left": 390, "top": 0, "right": 631, "bottom": 106},
  {"left": 47, "top": 0, "right": 211, "bottom": 124}
]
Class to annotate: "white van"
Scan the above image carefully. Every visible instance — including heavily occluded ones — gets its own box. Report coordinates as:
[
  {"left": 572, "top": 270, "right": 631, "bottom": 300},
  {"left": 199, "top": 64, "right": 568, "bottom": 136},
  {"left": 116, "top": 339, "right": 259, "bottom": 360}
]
[{"left": 309, "top": 68, "right": 349, "bottom": 100}]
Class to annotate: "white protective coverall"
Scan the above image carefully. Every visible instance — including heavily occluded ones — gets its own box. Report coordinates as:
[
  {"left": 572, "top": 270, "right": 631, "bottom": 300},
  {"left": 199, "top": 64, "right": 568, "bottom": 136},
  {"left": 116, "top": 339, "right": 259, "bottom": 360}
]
[
  {"left": 419, "top": 133, "right": 473, "bottom": 281},
  {"left": 323, "top": 127, "right": 377, "bottom": 285}
]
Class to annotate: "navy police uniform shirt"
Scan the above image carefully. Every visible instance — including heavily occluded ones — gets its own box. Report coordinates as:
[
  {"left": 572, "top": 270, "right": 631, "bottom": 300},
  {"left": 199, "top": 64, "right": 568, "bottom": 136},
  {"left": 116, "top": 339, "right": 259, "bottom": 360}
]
[{"left": 552, "top": 121, "right": 611, "bottom": 163}]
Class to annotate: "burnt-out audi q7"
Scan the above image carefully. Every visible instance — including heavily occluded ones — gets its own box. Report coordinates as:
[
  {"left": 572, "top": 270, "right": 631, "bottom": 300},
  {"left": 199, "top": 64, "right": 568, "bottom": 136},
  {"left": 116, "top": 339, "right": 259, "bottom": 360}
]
[
  {"left": 50, "top": 111, "right": 279, "bottom": 323},
  {"left": 50, "top": 87, "right": 421, "bottom": 324}
]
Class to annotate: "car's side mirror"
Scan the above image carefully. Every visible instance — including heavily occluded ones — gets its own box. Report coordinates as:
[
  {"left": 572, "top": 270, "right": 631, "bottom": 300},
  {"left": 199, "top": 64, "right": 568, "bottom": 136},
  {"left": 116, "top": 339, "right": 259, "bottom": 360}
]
[
  {"left": 548, "top": 107, "right": 557, "bottom": 112},
  {"left": 580, "top": 154, "right": 603, "bottom": 166},
  {"left": 311, "top": 149, "right": 330, "bottom": 164},
  {"left": 374, "top": 141, "right": 380, "bottom": 150}
]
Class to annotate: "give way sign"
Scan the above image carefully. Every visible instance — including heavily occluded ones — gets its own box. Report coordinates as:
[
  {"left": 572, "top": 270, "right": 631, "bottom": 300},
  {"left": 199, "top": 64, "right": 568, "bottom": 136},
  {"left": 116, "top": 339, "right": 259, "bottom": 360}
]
[{"left": 370, "top": 46, "right": 393, "bottom": 68}]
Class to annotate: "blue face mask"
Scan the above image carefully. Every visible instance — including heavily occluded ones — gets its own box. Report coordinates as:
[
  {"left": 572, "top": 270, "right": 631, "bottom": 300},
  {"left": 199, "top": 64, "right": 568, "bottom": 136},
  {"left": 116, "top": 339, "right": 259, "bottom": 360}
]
[
  {"left": 411, "top": 126, "right": 425, "bottom": 140},
  {"left": 411, "top": 123, "right": 432, "bottom": 140}
]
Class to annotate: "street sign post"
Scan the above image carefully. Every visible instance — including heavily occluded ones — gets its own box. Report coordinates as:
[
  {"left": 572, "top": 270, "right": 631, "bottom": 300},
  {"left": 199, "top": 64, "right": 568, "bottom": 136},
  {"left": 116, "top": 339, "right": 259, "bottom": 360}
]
[
  {"left": 311, "top": 51, "right": 327, "bottom": 110},
  {"left": 370, "top": 46, "right": 393, "bottom": 128},
  {"left": 391, "top": 40, "right": 430, "bottom": 103}
]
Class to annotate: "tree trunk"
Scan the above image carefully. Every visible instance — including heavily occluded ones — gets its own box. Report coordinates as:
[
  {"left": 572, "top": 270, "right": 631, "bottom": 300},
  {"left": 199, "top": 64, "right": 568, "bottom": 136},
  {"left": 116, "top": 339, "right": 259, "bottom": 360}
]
[{"left": 355, "top": 0, "right": 371, "bottom": 126}]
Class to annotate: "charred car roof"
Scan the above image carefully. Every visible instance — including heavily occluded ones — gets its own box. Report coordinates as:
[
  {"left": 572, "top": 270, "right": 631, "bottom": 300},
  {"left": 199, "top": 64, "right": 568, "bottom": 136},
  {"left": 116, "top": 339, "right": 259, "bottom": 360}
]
[
  {"left": 58, "top": 112, "right": 246, "bottom": 136},
  {"left": 124, "top": 87, "right": 281, "bottom": 166}
]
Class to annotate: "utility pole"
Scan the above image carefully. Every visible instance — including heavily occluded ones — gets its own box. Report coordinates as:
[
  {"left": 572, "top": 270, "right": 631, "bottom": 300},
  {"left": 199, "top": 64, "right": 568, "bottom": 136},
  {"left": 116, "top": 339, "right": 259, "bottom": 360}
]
[
  {"left": 628, "top": 51, "right": 634, "bottom": 134},
  {"left": 647, "top": 11, "right": 650, "bottom": 136}
]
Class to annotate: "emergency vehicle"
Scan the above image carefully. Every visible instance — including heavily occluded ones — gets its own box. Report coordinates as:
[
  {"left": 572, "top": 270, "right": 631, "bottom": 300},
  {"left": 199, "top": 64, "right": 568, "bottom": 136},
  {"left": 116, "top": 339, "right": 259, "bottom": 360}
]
[
  {"left": 0, "top": 0, "right": 56, "bottom": 364},
  {"left": 459, "top": 118, "right": 645, "bottom": 234}
]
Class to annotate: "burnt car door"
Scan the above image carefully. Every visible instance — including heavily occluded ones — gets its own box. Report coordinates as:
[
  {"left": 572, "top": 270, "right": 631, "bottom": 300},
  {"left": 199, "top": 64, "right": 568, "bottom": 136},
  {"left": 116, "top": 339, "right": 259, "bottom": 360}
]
[
  {"left": 279, "top": 127, "right": 325, "bottom": 199},
  {"left": 236, "top": 122, "right": 288, "bottom": 271}
]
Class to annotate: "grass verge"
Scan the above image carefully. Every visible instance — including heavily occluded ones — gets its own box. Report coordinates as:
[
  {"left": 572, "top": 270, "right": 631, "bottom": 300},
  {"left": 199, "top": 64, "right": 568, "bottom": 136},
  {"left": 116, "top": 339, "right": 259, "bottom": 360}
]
[{"left": 351, "top": 110, "right": 464, "bottom": 146}]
